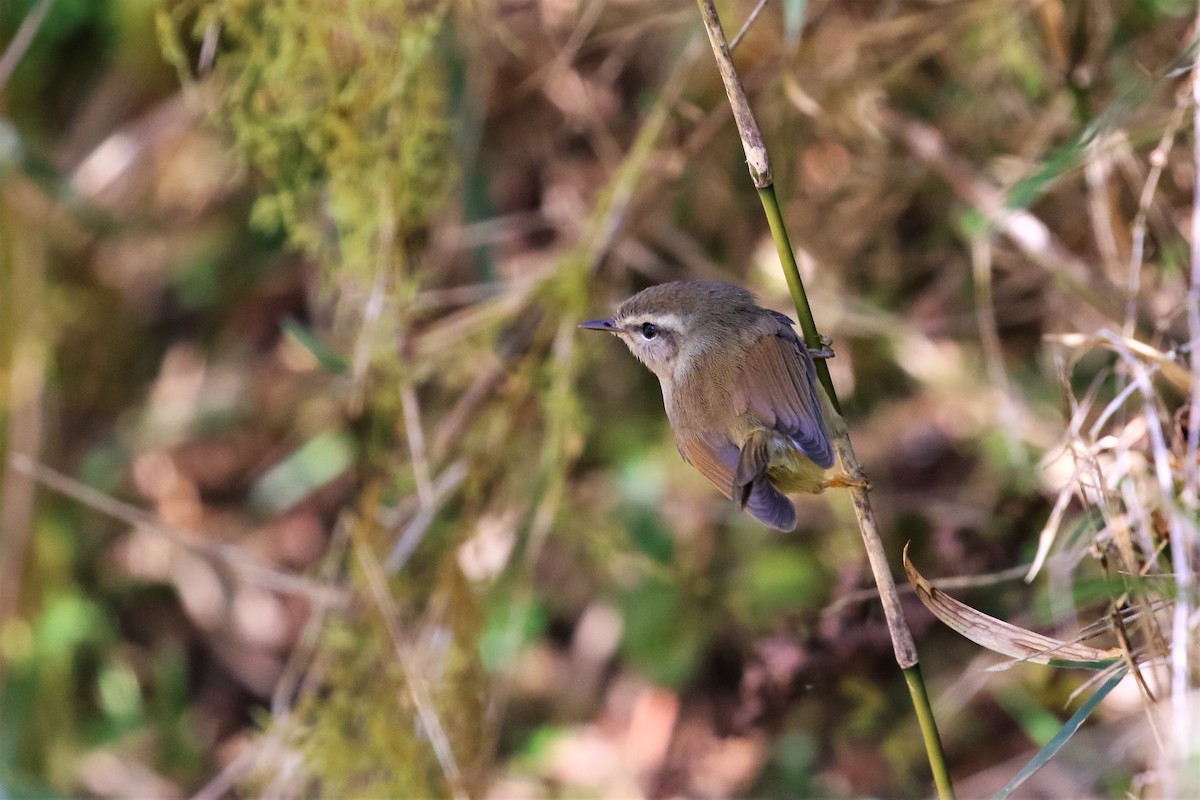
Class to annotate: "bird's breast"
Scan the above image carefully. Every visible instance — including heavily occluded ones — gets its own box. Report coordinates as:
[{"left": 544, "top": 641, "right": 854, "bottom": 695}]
[{"left": 664, "top": 361, "right": 737, "bottom": 442}]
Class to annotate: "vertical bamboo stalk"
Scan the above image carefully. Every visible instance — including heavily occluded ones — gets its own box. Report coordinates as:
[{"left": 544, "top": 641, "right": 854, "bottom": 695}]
[{"left": 694, "top": 3, "right": 954, "bottom": 797}]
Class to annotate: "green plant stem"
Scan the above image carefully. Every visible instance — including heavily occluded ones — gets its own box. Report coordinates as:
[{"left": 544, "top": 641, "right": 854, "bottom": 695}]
[
  {"left": 906, "top": 665, "right": 955, "bottom": 800},
  {"left": 764, "top": 193, "right": 956, "bottom": 797},
  {"left": 758, "top": 185, "right": 837, "bottom": 410},
  {"left": 697, "top": 1, "right": 954, "bottom": 796}
]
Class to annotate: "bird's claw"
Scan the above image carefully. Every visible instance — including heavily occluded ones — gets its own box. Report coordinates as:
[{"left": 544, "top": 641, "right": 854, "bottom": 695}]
[
  {"left": 809, "top": 335, "right": 835, "bottom": 360},
  {"left": 821, "top": 473, "right": 871, "bottom": 492}
]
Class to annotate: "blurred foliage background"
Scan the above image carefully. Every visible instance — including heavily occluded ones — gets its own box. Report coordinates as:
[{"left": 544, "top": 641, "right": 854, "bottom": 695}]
[{"left": 2, "top": 0, "right": 1199, "bottom": 796}]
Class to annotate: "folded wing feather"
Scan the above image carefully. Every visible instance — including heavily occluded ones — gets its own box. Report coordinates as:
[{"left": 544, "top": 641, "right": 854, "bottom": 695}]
[
  {"left": 678, "top": 434, "right": 797, "bottom": 531},
  {"left": 731, "top": 317, "right": 834, "bottom": 469}
]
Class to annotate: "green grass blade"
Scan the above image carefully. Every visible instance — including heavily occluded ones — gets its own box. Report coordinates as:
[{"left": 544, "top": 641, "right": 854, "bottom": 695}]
[
  {"left": 991, "top": 668, "right": 1127, "bottom": 800},
  {"left": 282, "top": 317, "right": 349, "bottom": 373}
]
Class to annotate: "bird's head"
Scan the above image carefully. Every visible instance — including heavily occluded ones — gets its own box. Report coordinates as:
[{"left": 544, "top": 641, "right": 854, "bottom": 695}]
[{"left": 579, "top": 280, "right": 760, "bottom": 381}]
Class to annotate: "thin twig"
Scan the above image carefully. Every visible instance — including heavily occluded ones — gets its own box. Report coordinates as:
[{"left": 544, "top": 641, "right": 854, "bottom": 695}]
[
  {"left": 828, "top": 431, "right": 918, "bottom": 668},
  {"left": 384, "top": 460, "right": 469, "bottom": 573},
  {"left": 1160, "top": 44, "right": 1197, "bottom": 755},
  {"left": 970, "top": 234, "right": 1023, "bottom": 464},
  {"left": 432, "top": 212, "right": 552, "bottom": 254},
  {"left": 516, "top": 0, "right": 608, "bottom": 96},
  {"left": 353, "top": 530, "right": 467, "bottom": 800},
  {"left": 430, "top": 360, "right": 511, "bottom": 463},
  {"left": 822, "top": 557, "right": 1068, "bottom": 618},
  {"left": 400, "top": 382, "right": 435, "bottom": 508},
  {"left": 7, "top": 453, "right": 346, "bottom": 605},
  {"left": 257, "top": 521, "right": 353, "bottom": 800},
  {"left": 1125, "top": 87, "right": 1189, "bottom": 338},
  {"left": 696, "top": 1, "right": 771, "bottom": 188},
  {"left": 1084, "top": 136, "right": 1124, "bottom": 285},
  {"left": 190, "top": 738, "right": 270, "bottom": 800},
  {"left": 350, "top": 255, "right": 389, "bottom": 415},
  {"left": 730, "top": 0, "right": 769, "bottom": 51},
  {"left": 0, "top": 0, "right": 56, "bottom": 92},
  {"left": 72, "top": 95, "right": 194, "bottom": 199},
  {"left": 1184, "top": 6, "right": 1200, "bottom": 504},
  {"left": 272, "top": 520, "right": 350, "bottom": 719},
  {"left": 581, "top": 37, "right": 705, "bottom": 273},
  {"left": 415, "top": 276, "right": 543, "bottom": 310},
  {"left": 198, "top": 20, "right": 221, "bottom": 76}
]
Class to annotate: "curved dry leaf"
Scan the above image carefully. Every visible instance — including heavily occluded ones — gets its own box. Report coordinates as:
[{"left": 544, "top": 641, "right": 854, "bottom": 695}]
[{"left": 903, "top": 544, "right": 1120, "bottom": 668}]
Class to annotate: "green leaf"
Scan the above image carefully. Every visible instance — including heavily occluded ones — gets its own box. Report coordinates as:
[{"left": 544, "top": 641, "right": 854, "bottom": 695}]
[
  {"left": 783, "top": 0, "right": 809, "bottom": 46},
  {"left": 282, "top": 317, "right": 349, "bottom": 373},
  {"left": 480, "top": 595, "right": 548, "bottom": 672},
  {"left": 625, "top": 507, "right": 674, "bottom": 564},
  {"left": 250, "top": 430, "right": 355, "bottom": 513},
  {"left": 1004, "top": 135, "right": 1090, "bottom": 211},
  {"left": 994, "top": 683, "right": 1064, "bottom": 746},
  {"left": 619, "top": 578, "right": 705, "bottom": 687},
  {"left": 37, "top": 593, "right": 109, "bottom": 659},
  {"left": 992, "top": 668, "right": 1127, "bottom": 800},
  {"left": 736, "top": 546, "right": 829, "bottom": 622}
]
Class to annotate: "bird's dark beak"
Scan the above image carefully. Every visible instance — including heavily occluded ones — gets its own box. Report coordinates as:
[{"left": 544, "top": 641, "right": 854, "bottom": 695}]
[{"left": 578, "top": 318, "right": 618, "bottom": 332}]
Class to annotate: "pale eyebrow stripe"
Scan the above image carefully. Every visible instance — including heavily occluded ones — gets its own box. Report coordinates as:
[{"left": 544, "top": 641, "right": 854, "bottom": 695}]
[{"left": 623, "top": 313, "right": 685, "bottom": 331}]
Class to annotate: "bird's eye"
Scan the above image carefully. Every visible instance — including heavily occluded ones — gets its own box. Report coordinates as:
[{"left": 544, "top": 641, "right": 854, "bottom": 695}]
[{"left": 640, "top": 322, "right": 659, "bottom": 340}]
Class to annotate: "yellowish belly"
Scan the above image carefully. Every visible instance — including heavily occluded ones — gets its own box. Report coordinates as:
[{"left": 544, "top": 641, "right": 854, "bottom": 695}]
[
  {"left": 726, "top": 414, "right": 833, "bottom": 495},
  {"left": 766, "top": 444, "right": 828, "bottom": 494}
]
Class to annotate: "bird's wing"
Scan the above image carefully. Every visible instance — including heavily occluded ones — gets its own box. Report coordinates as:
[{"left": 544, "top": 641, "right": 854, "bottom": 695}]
[
  {"left": 678, "top": 434, "right": 737, "bottom": 501},
  {"left": 678, "top": 434, "right": 797, "bottom": 531},
  {"left": 731, "top": 314, "right": 835, "bottom": 468}
]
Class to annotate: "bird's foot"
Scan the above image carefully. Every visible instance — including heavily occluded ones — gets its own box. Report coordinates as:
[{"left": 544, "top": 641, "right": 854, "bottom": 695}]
[
  {"left": 809, "top": 335, "right": 835, "bottom": 360},
  {"left": 821, "top": 473, "right": 871, "bottom": 492}
]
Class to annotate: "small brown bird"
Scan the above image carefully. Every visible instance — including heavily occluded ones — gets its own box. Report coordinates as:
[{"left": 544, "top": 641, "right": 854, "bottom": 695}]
[{"left": 580, "top": 280, "right": 846, "bottom": 531}]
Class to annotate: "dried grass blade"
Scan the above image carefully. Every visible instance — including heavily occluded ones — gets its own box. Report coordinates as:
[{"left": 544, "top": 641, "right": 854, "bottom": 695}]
[{"left": 904, "top": 544, "right": 1120, "bottom": 667}]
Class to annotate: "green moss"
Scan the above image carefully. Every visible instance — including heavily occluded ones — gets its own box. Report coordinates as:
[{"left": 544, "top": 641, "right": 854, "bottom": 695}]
[
  {"left": 157, "top": 3, "right": 483, "bottom": 793},
  {"left": 160, "top": 0, "right": 453, "bottom": 288},
  {"left": 283, "top": 542, "right": 489, "bottom": 797}
]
